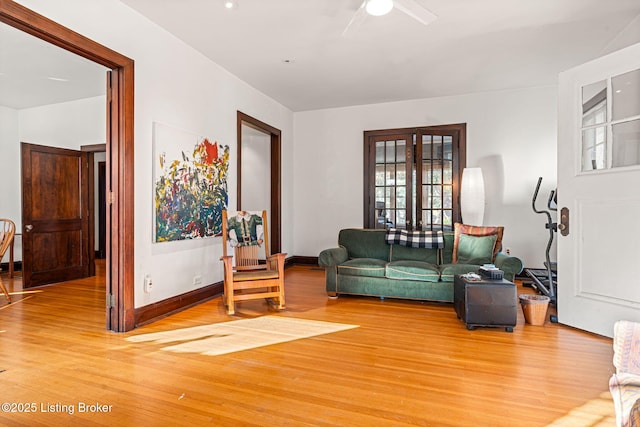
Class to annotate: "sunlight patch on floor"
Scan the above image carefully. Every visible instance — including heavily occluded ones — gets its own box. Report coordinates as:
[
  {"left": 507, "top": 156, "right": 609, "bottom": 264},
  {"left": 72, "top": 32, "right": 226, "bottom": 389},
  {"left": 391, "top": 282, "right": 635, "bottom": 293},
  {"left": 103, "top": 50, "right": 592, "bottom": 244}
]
[
  {"left": 547, "top": 391, "right": 616, "bottom": 427},
  {"left": 126, "top": 315, "right": 359, "bottom": 356}
]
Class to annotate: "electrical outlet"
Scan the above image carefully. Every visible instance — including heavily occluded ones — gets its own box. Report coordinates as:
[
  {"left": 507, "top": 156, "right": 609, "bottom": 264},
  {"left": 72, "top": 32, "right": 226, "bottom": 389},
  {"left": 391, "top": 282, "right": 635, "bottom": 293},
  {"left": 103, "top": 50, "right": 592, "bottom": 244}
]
[
  {"left": 193, "top": 275, "right": 202, "bottom": 286},
  {"left": 144, "top": 275, "right": 152, "bottom": 293}
]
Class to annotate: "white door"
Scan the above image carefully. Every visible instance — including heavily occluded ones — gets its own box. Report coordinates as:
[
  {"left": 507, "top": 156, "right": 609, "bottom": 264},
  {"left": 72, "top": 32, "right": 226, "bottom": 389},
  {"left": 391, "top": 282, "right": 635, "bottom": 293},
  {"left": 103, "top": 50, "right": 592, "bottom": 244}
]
[{"left": 558, "top": 42, "right": 640, "bottom": 338}]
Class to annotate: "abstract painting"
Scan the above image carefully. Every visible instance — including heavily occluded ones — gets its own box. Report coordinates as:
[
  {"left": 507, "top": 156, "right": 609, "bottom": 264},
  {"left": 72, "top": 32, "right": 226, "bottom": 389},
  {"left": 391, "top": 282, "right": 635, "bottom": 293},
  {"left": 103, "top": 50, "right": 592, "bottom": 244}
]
[{"left": 153, "top": 122, "right": 230, "bottom": 242}]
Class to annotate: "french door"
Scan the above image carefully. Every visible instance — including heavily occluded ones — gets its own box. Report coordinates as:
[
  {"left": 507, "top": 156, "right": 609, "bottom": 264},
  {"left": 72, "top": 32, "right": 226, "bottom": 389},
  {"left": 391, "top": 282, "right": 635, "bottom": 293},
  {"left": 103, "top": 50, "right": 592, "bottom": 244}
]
[{"left": 364, "top": 124, "right": 466, "bottom": 231}]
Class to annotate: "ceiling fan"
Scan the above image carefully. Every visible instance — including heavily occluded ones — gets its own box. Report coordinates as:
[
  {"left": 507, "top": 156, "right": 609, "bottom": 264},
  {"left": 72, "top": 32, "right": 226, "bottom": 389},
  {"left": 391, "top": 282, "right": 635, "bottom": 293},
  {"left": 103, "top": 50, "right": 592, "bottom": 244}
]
[{"left": 343, "top": 0, "right": 437, "bottom": 36}]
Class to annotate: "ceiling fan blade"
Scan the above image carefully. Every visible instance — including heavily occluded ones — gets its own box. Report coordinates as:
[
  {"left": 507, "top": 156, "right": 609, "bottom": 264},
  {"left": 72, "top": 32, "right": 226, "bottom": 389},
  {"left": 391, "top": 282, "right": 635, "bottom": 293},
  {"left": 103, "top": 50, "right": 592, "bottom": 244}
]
[
  {"left": 395, "top": 0, "right": 437, "bottom": 26},
  {"left": 342, "top": 0, "right": 368, "bottom": 36}
]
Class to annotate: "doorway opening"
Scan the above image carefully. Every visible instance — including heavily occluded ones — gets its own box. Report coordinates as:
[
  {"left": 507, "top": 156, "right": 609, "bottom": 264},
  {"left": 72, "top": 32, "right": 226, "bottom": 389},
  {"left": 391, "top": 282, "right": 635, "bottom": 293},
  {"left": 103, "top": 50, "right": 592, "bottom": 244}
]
[
  {"left": 1, "top": 1, "right": 135, "bottom": 332},
  {"left": 237, "top": 111, "right": 282, "bottom": 255}
]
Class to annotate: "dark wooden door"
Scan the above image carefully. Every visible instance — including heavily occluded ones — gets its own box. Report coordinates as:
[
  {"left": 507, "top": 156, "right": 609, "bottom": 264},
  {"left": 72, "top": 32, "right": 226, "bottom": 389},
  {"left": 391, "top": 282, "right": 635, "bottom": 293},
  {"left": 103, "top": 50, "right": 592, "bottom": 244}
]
[{"left": 21, "top": 143, "right": 90, "bottom": 288}]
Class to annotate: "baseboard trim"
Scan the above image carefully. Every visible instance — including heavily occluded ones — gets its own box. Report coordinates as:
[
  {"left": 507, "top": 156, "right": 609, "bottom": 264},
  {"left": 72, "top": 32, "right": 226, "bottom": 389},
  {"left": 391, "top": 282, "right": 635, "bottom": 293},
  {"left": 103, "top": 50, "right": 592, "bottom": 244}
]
[
  {"left": 134, "top": 281, "right": 224, "bottom": 327},
  {"left": 0, "top": 261, "right": 22, "bottom": 273},
  {"left": 288, "top": 256, "right": 318, "bottom": 266},
  {"left": 133, "top": 257, "right": 319, "bottom": 328}
]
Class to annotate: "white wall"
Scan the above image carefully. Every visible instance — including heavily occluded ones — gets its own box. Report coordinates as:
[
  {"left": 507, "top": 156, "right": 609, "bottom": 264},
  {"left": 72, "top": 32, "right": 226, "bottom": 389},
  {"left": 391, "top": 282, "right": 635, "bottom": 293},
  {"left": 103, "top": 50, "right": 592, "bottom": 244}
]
[
  {"left": 293, "top": 86, "right": 558, "bottom": 268},
  {"left": 19, "top": 96, "right": 106, "bottom": 149},
  {"left": 0, "top": 105, "right": 20, "bottom": 265},
  {"left": 15, "top": 0, "right": 294, "bottom": 308},
  {"left": 240, "top": 126, "right": 271, "bottom": 213}
]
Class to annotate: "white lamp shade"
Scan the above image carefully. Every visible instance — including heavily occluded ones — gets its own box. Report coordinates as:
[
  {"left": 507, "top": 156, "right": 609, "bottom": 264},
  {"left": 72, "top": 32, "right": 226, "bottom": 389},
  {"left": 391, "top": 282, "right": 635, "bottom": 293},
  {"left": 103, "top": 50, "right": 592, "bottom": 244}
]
[{"left": 461, "top": 167, "right": 485, "bottom": 226}]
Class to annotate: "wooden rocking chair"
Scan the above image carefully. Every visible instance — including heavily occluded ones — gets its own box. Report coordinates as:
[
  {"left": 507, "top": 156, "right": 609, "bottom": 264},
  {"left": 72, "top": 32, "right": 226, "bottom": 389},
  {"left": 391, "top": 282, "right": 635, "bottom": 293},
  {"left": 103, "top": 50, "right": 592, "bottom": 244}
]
[
  {"left": 220, "top": 210, "right": 286, "bottom": 315},
  {"left": 0, "top": 219, "right": 16, "bottom": 303}
]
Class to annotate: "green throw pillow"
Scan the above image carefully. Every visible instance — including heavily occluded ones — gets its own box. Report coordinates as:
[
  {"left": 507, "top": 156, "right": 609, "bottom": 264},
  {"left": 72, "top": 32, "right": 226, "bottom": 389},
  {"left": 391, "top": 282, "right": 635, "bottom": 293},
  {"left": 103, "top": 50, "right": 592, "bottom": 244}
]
[{"left": 457, "top": 233, "right": 498, "bottom": 264}]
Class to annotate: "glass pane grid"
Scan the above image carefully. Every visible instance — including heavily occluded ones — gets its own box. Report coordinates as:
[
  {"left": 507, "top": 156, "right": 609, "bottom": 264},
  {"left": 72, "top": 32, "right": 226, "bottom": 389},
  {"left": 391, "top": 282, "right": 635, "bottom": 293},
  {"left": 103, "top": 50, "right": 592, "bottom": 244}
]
[
  {"left": 420, "top": 134, "right": 449, "bottom": 231},
  {"left": 368, "top": 128, "right": 461, "bottom": 232},
  {"left": 581, "top": 69, "right": 640, "bottom": 172}
]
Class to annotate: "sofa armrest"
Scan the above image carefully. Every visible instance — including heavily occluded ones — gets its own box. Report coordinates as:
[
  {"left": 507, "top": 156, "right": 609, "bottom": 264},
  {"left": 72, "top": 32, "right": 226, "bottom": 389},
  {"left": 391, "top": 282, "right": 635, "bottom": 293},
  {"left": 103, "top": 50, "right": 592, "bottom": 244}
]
[
  {"left": 494, "top": 252, "right": 524, "bottom": 281},
  {"left": 318, "top": 247, "right": 348, "bottom": 267}
]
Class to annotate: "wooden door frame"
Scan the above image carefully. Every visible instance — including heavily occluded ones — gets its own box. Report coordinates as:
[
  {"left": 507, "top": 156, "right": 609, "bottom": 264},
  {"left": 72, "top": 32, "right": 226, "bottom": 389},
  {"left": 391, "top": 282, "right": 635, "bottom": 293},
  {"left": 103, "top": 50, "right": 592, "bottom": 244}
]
[
  {"left": 363, "top": 124, "right": 467, "bottom": 230},
  {"left": 0, "top": 0, "right": 135, "bottom": 332},
  {"left": 237, "top": 111, "right": 282, "bottom": 255},
  {"left": 81, "top": 143, "right": 107, "bottom": 271}
]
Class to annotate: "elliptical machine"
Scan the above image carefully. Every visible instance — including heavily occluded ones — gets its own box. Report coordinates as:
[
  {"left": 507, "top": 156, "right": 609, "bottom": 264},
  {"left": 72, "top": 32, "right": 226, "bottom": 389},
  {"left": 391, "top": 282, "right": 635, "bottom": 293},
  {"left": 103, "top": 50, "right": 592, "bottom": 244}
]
[{"left": 523, "top": 177, "right": 558, "bottom": 322}]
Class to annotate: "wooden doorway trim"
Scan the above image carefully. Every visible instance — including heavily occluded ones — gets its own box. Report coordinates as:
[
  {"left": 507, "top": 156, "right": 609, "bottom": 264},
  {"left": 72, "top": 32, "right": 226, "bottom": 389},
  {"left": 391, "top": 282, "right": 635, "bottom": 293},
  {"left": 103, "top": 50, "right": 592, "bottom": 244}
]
[
  {"left": 237, "top": 111, "right": 282, "bottom": 255},
  {"left": 0, "top": 0, "right": 135, "bottom": 332}
]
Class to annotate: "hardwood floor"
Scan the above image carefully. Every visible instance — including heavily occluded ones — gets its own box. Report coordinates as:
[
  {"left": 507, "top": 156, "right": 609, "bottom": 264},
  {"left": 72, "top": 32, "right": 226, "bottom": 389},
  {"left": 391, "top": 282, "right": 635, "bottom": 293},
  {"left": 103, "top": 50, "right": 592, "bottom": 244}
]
[{"left": 0, "top": 264, "right": 615, "bottom": 426}]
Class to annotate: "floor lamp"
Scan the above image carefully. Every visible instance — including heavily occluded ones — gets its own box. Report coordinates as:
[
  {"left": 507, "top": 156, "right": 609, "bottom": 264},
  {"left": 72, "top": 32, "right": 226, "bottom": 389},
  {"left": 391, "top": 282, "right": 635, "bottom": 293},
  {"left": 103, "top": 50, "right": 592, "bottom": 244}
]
[{"left": 461, "top": 167, "right": 485, "bottom": 226}]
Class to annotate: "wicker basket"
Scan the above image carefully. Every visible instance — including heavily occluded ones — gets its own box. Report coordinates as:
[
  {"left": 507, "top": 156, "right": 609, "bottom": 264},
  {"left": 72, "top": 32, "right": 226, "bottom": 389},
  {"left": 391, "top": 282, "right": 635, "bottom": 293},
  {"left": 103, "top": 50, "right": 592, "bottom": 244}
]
[{"left": 519, "top": 294, "right": 550, "bottom": 326}]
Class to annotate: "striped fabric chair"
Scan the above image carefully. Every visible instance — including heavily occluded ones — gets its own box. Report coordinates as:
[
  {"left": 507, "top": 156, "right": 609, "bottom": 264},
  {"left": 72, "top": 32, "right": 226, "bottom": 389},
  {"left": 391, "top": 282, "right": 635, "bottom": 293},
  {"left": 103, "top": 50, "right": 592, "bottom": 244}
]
[{"left": 610, "top": 320, "right": 640, "bottom": 427}]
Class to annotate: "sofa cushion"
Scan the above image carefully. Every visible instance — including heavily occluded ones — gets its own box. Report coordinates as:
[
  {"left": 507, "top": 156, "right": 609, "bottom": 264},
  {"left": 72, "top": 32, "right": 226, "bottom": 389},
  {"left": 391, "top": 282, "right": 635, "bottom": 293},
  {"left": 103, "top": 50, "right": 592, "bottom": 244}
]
[
  {"left": 452, "top": 223, "right": 504, "bottom": 263},
  {"left": 439, "top": 263, "right": 481, "bottom": 282},
  {"left": 338, "top": 229, "right": 389, "bottom": 261},
  {"left": 338, "top": 258, "right": 387, "bottom": 278},
  {"left": 386, "top": 260, "right": 440, "bottom": 282},
  {"left": 390, "top": 245, "right": 439, "bottom": 264},
  {"left": 457, "top": 233, "right": 497, "bottom": 264}
]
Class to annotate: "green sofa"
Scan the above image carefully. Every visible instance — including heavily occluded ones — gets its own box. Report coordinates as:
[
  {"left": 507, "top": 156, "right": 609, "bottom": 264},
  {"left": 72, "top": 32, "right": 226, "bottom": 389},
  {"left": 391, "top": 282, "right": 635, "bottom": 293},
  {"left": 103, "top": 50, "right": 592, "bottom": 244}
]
[{"left": 318, "top": 228, "right": 524, "bottom": 303}]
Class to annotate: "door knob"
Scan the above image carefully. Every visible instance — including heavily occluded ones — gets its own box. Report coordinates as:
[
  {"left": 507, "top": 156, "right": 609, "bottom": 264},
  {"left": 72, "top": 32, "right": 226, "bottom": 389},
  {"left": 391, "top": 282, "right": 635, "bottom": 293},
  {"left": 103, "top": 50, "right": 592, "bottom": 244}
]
[
  {"left": 559, "top": 207, "right": 569, "bottom": 236},
  {"left": 25, "top": 224, "right": 33, "bottom": 232}
]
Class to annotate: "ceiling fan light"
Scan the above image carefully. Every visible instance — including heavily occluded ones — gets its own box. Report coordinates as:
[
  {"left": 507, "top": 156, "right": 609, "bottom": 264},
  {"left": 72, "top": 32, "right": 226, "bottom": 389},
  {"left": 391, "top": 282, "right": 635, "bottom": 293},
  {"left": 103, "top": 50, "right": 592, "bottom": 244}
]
[
  {"left": 365, "top": 0, "right": 394, "bottom": 16},
  {"left": 223, "top": 0, "right": 238, "bottom": 10}
]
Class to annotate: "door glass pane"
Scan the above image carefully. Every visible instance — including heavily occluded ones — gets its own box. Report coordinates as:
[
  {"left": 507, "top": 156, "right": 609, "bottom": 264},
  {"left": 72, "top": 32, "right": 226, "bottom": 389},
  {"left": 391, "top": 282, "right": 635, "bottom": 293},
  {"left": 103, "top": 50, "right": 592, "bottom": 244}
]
[
  {"left": 375, "top": 141, "right": 385, "bottom": 163},
  {"left": 443, "top": 210, "right": 452, "bottom": 229},
  {"left": 386, "top": 141, "right": 395, "bottom": 163},
  {"left": 375, "top": 187, "right": 384, "bottom": 203},
  {"left": 422, "top": 186, "right": 431, "bottom": 208},
  {"left": 386, "top": 187, "right": 395, "bottom": 209},
  {"left": 443, "top": 161, "right": 452, "bottom": 184},
  {"left": 396, "top": 163, "right": 406, "bottom": 186},
  {"left": 612, "top": 119, "right": 640, "bottom": 168},
  {"left": 422, "top": 136, "right": 432, "bottom": 159},
  {"left": 612, "top": 69, "right": 640, "bottom": 121},
  {"left": 433, "top": 136, "right": 443, "bottom": 159},
  {"left": 443, "top": 137, "right": 453, "bottom": 161},
  {"left": 582, "top": 127, "right": 606, "bottom": 171},
  {"left": 375, "top": 164, "right": 385, "bottom": 186},
  {"left": 582, "top": 126, "right": 607, "bottom": 171},
  {"left": 423, "top": 210, "right": 431, "bottom": 226},
  {"left": 396, "top": 210, "right": 405, "bottom": 228},
  {"left": 432, "top": 186, "right": 442, "bottom": 208},
  {"left": 396, "top": 140, "right": 406, "bottom": 163},
  {"left": 422, "top": 162, "right": 431, "bottom": 184},
  {"left": 582, "top": 80, "right": 607, "bottom": 126},
  {"left": 432, "top": 168, "right": 442, "bottom": 184},
  {"left": 443, "top": 185, "right": 452, "bottom": 209},
  {"left": 431, "top": 211, "right": 442, "bottom": 226},
  {"left": 385, "top": 164, "right": 395, "bottom": 185},
  {"left": 375, "top": 198, "right": 386, "bottom": 229},
  {"left": 396, "top": 186, "right": 406, "bottom": 210}
]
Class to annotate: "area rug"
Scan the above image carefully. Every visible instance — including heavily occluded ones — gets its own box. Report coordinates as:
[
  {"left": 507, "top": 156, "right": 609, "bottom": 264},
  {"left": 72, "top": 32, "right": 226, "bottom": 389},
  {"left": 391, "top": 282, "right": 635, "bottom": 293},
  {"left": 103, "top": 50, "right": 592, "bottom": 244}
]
[{"left": 126, "top": 316, "right": 358, "bottom": 356}]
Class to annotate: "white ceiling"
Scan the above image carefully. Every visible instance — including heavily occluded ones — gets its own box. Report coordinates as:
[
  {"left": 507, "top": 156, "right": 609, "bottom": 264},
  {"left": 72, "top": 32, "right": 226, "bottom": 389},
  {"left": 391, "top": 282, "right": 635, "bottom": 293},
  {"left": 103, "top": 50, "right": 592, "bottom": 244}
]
[
  {"left": 2, "top": 0, "right": 640, "bottom": 111},
  {"left": 0, "top": 23, "right": 108, "bottom": 110},
  {"left": 121, "top": 0, "right": 640, "bottom": 111}
]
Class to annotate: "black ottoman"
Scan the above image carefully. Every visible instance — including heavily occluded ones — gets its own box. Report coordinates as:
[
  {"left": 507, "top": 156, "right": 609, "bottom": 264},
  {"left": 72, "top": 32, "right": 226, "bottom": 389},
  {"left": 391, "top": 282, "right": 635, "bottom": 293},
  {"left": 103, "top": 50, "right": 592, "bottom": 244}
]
[{"left": 454, "top": 274, "right": 517, "bottom": 332}]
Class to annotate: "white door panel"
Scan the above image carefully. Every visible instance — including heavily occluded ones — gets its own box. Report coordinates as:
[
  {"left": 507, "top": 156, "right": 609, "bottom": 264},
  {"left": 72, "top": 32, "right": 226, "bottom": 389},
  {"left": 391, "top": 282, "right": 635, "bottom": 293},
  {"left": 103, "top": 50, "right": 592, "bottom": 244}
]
[{"left": 558, "top": 42, "right": 640, "bottom": 338}]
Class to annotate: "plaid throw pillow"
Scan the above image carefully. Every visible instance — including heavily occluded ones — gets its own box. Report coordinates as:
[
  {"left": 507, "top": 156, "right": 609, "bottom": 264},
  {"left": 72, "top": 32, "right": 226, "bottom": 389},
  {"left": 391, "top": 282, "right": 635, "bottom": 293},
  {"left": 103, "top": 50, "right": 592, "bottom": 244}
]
[{"left": 385, "top": 229, "right": 444, "bottom": 249}]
